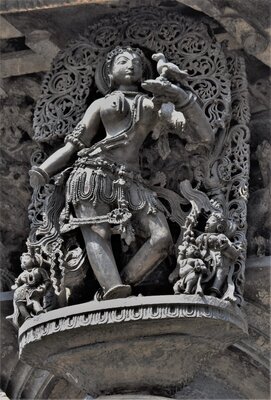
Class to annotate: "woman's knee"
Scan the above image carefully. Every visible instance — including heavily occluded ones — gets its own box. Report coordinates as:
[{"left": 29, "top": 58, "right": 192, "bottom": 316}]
[
  {"left": 81, "top": 223, "right": 110, "bottom": 241},
  {"left": 150, "top": 226, "right": 172, "bottom": 250},
  {"left": 91, "top": 224, "right": 110, "bottom": 240}
]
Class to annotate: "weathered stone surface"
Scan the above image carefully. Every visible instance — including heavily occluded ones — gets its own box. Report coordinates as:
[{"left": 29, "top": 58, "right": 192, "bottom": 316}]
[
  {"left": 0, "top": 0, "right": 103, "bottom": 13},
  {"left": 180, "top": 346, "right": 270, "bottom": 400},
  {"left": 19, "top": 295, "right": 247, "bottom": 397},
  {"left": 0, "top": 294, "right": 18, "bottom": 394},
  {"left": 1, "top": 257, "right": 270, "bottom": 399},
  {"left": 0, "top": 76, "right": 42, "bottom": 290},
  {"left": 0, "top": 16, "right": 60, "bottom": 78},
  {"left": 247, "top": 97, "right": 271, "bottom": 256},
  {"left": 0, "top": 50, "right": 52, "bottom": 78},
  {"left": 242, "top": 256, "right": 270, "bottom": 369},
  {"left": 0, "top": 1, "right": 270, "bottom": 399},
  {"left": 97, "top": 396, "right": 170, "bottom": 399},
  {"left": 10, "top": 8, "right": 249, "bottom": 320},
  {"left": 1, "top": 0, "right": 270, "bottom": 69},
  {"left": 0, "top": 16, "right": 23, "bottom": 39},
  {"left": 179, "top": 0, "right": 271, "bottom": 66}
]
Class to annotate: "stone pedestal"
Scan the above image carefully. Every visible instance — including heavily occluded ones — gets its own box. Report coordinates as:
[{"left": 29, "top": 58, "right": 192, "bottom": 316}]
[{"left": 19, "top": 295, "right": 247, "bottom": 398}]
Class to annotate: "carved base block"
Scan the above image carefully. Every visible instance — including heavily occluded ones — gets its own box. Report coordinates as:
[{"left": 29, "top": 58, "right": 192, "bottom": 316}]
[{"left": 19, "top": 295, "right": 248, "bottom": 398}]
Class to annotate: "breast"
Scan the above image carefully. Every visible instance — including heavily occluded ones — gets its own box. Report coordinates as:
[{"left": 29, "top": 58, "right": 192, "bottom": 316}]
[
  {"left": 100, "top": 93, "right": 157, "bottom": 137},
  {"left": 100, "top": 93, "right": 131, "bottom": 136}
]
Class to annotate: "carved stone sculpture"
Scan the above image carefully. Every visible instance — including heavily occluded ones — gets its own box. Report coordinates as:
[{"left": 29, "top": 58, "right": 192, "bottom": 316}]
[
  {"left": 28, "top": 46, "right": 213, "bottom": 303},
  {"left": 8, "top": 9, "right": 251, "bottom": 397},
  {"left": 8, "top": 9, "right": 250, "bottom": 325},
  {"left": 196, "top": 210, "right": 240, "bottom": 300},
  {"left": 172, "top": 243, "right": 208, "bottom": 295},
  {"left": 7, "top": 252, "right": 51, "bottom": 327},
  {"left": 169, "top": 190, "right": 241, "bottom": 301}
]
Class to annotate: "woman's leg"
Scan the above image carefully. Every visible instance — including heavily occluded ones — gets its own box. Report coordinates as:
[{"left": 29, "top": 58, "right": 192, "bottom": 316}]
[
  {"left": 121, "top": 210, "right": 172, "bottom": 285},
  {"left": 75, "top": 202, "right": 130, "bottom": 297},
  {"left": 31, "top": 299, "right": 44, "bottom": 314},
  {"left": 17, "top": 302, "right": 31, "bottom": 320}
]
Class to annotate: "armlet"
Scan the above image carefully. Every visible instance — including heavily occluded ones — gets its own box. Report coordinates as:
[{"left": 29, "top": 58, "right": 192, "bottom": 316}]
[
  {"left": 176, "top": 91, "right": 197, "bottom": 112},
  {"left": 64, "top": 123, "right": 87, "bottom": 150}
]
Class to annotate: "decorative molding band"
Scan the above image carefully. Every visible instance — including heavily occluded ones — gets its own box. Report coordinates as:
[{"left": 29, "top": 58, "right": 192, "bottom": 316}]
[{"left": 19, "top": 295, "right": 248, "bottom": 353}]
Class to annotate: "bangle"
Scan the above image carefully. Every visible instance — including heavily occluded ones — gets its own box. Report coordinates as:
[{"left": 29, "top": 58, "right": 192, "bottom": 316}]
[
  {"left": 175, "top": 92, "right": 197, "bottom": 111},
  {"left": 31, "top": 166, "right": 50, "bottom": 184}
]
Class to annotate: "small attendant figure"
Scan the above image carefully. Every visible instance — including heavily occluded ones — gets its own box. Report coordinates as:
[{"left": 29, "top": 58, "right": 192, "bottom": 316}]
[
  {"left": 172, "top": 242, "right": 208, "bottom": 295},
  {"left": 196, "top": 211, "right": 239, "bottom": 300},
  {"left": 7, "top": 252, "right": 51, "bottom": 328}
]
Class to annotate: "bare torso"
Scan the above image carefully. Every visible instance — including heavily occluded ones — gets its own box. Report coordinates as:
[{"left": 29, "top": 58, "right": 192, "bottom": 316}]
[{"left": 99, "top": 92, "right": 157, "bottom": 169}]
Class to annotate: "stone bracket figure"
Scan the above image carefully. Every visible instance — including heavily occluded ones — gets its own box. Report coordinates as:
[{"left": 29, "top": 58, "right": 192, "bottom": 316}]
[{"left": 25, "top": 47, "right": 213, "bottom": 303}]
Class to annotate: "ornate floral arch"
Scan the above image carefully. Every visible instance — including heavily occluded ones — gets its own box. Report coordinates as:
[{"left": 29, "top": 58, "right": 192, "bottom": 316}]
[{"left": 31, "top": 7, "right": 250, "bottom": 304}]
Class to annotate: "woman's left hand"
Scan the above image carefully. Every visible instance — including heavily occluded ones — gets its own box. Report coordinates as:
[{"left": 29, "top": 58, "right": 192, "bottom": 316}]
[{"left": 142, "top": 78, "right": 188, "bottom": 104}]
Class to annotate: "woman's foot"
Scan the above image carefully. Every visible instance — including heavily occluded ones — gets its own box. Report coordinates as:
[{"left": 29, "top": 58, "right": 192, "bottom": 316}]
[{"left": 103, "top": 284, "right": 132, "bottom": 300}]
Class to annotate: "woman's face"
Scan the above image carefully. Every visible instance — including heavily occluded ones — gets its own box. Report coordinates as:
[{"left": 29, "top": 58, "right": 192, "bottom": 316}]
[
  {"left": 205, "top": 215, "right": 219, "bottom": 233},
  {"left": 20, "top": 254, "right": 33, "bottom": 270},
  {"left": 110, "top": 51, "right": 143, "bottom": 87}
]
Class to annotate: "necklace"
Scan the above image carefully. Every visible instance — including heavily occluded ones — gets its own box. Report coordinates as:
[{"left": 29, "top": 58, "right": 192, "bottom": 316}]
[
  {"left": 121, "top": 90, "right": 139, "bottom": 95},
  {"left": 106, "top": 90, "right": 147, "bottom": 125}
]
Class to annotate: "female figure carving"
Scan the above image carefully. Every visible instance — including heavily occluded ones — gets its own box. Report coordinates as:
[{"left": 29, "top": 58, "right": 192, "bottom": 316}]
[
  {"left": 196, "top": 211, "right": 239, "bottom": 300},
  {"left": 173, "top": 243, "right": 208, "bottom": 295},
  {"left": 7, "top": 253, "right": 51, "bottom": 327},
  {"left": 29, "top": 47, "right": 214, "bottom": 300}
]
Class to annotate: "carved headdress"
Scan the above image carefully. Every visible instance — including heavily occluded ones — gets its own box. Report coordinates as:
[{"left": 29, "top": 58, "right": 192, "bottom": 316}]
[{"left": 95, "top": 45, "right": 153, "bottom": 94}]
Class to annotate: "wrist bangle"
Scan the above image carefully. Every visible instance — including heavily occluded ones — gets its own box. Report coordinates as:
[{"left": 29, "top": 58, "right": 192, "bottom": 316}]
[
  {"left": 176, "top": 92, "right": 197, "bottom": 111},
  {"left": 31, "top": 166, "right": 50, "bottom": 184}
]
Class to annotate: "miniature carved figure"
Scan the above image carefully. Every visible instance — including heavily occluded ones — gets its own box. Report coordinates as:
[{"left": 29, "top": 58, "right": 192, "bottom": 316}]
[
  {"left": 196, "top": 211, "right": 239, "bottom": 300},
  {"left": 172, "top": 242, "right": 208, "bottom": 295},
  {"left": 7, "top": 252, "right": 51, "bottom": 327},
  {"left": 28, "top": 47, "right": 214, "bottom": 301}
]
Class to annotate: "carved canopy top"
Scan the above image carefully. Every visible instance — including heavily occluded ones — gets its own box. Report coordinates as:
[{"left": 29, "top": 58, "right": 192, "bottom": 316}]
[{"left": 33, "top": 7, "right": 232, "bottom": 142}]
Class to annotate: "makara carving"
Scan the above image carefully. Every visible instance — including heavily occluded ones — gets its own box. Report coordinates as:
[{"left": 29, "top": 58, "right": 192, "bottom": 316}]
[{"left": 8, "top": 9, "right": 250, "bottom": 327}]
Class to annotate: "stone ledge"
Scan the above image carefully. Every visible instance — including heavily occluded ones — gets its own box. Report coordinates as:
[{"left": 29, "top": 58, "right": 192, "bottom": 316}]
[
  {"left": 18, "top": 295, "right": 248, "bottom": 397},
  {"left": 19, "top": 294, "right": 248, "bottom": 349}
]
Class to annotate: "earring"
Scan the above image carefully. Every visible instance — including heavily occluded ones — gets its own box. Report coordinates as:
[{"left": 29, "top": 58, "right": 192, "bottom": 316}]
[{"left": 108, "top": 74, "right": 114, "bottom": 89}]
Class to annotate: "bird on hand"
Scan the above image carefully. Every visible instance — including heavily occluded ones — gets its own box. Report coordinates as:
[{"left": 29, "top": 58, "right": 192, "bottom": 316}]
[{"left": 152, "top": 52, "right": 189, "bottom": 83}]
